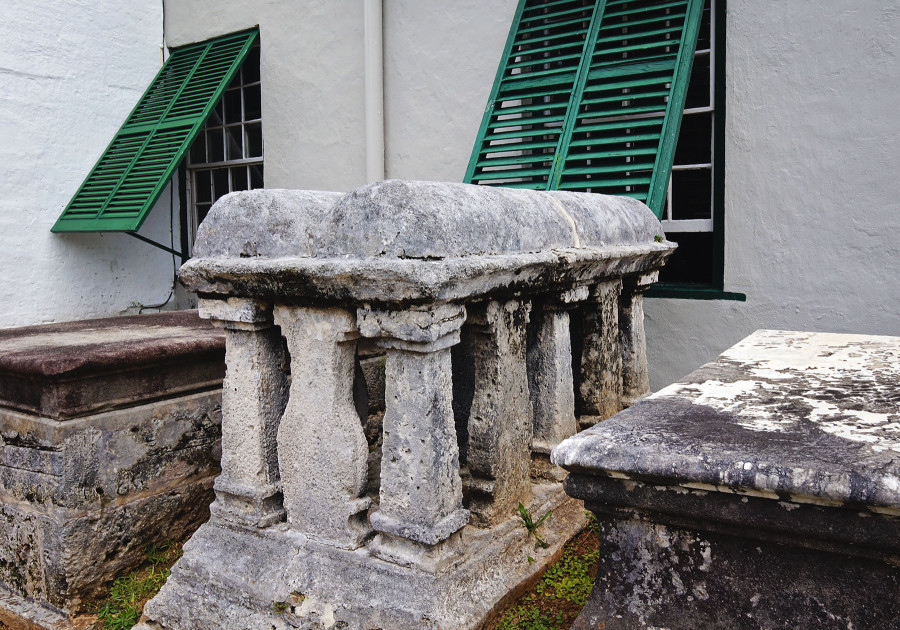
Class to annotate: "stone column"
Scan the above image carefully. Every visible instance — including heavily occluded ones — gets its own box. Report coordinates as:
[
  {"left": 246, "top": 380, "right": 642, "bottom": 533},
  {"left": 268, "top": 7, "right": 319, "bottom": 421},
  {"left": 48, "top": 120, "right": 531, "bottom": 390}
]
[
  {"left": 199, "top": 298, "right": 288, "bottom": 528},
  {"left": 273, "top": 306, "right": 371, "bottom": 549},
  {"left": 358, "top": 304, "right": 469, "bottom": 570},
  {"left": 578, "top": 281, "right": 623, "bottom": 428},
  {"left": 465, "top": 300, "right": 534, "bottom": 526},
  {"left": 620, "top": 272, "right": 657, "bottom": 407},
  {"left": 528, "top": 288, "right": 583, "bottom": 481}
]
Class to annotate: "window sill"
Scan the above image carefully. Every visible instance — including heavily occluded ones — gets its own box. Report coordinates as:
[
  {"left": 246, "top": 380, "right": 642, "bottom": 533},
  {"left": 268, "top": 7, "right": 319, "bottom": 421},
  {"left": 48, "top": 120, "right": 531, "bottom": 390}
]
[{"left": 645, "top": 283, "right": 746, "bottom": 301}]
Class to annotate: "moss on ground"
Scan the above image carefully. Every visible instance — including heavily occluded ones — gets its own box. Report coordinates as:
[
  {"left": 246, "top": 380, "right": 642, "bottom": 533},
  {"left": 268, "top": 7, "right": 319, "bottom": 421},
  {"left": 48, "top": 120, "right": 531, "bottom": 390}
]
[{"left": 489, "top": 514, "right": 601, "bottom": 630}]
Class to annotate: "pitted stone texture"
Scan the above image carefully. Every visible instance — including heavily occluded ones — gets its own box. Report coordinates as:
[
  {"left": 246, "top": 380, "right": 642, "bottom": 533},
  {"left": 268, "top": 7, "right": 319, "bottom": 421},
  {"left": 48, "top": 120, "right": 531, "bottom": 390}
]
[
  {"left": 578, "top": 280, "right": 622, "bottom": 425},
  {"left": 317, "top": 180, "right": 664, "bottom": 259},
  {"left": 0, "top": 391, "right": 220, "bottom": 619},
  {"left": 358, "top": 303, "right": 466, "bottom": 346},
  {"left": 619, "top": 273, "right": 654, "bottom": 407},
  {"left": 571, "top": 496, "right": 900, "bottom": 630},
  {"left": 466, "top": 300, "right": 534, "bottom": 526},
  {"left": 372, "top": 342, "right": 468, "bottom": 546},
  {"left": 555, "top": 330, "right": 900, "bottom": 509},
  {"left": 210, "top": 320, "right": 287, "bottom": 528},
  {"left": 142, "top": 484, "right": 586, "bottom": 630},
  {"left": 556, "top": 330, "right": 900, "bottom": 628},
  {"left": 198, "top": 296, "right": 272, "bottom": 328},
  {"left": 273, "top": 307, "right": 371, "bottom": 549},
  {"left": 193, "top": 189, "right": 343, "bottom": 259},
  {"left": 527, "top": 302, "right": 577, "bottom": 481},
  {"left": 179, "top": 182, "right": 673, "bottom": 307}
]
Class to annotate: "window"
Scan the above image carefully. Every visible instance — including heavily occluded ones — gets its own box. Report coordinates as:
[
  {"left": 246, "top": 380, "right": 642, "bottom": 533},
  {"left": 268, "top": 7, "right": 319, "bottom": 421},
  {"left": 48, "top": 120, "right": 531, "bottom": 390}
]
[
  {"left": 187, "top": 44, "right": 263, "bottom": 240},
  {"left": 51, "top": 29, "right": 260, "bottom": 255},
  {"left": 467, "top": 0, "right": 740, "bottom": 297},
  {"left": 654, "top": 0, "right": 728, "bottom": 289}
]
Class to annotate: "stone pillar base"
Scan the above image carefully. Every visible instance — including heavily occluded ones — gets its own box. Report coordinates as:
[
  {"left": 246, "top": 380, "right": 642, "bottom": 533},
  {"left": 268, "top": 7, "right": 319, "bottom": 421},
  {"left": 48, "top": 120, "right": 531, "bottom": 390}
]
[{"left": 142, "top": 484, "right": 586, "bottom": 630}]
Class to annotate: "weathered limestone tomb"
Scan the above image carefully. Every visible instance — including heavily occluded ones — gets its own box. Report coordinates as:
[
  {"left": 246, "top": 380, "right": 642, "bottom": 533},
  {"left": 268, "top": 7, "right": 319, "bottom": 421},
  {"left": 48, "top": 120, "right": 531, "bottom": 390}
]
[
  {"left": 139, "top": 180, "right": 674, "bottom": 629},
  {"left": 0, "top": 312, "right": 225, "bottom": 628},
  {"left": 555, "top": 329, "right": 900, "bottom": 629}
]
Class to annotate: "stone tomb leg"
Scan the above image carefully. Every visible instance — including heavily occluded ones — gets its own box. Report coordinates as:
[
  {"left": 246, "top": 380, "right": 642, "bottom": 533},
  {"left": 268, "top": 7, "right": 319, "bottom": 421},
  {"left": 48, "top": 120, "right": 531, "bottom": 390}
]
[
  {"left": 273, "top": 305, "right": 372, "bottom": 549},
  {"left": 619, "top": 272, "right": 655, "bottom": 407},
  {"left": 527, "top": 289, "right": 582, "bottom": 481},
  {"left": 466, "top": 299, "right": 534, "bottom": 526},
  {"left": 200, "top": 298, "right": 287, "bottom": 528},
  {"left": 359, "top": 304, "right": 470, "bottom": 570},
  {"left": 577, "top": 280, "right": 623, "bottom": 428}
]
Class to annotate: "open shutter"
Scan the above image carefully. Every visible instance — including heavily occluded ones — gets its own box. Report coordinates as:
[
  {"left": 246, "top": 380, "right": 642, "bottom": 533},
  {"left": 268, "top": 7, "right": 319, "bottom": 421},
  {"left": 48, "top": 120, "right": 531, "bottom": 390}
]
[
  {"left": 52, "top": 28, "right": 259, "bottom": 233},
  {"left": 464, "top": 0, "right": 603, "bottom": 190},
  {"left": 466, "top": 0, "right": 703, "bottom": 218}
]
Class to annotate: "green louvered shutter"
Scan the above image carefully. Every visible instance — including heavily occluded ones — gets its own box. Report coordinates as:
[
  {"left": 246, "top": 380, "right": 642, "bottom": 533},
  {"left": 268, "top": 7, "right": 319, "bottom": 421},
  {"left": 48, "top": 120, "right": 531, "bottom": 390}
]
[
  {"left": 465, "top": 0, "right": 703, "bottom": 218},
  {"left": 464, "top": 0, "right": 602, "bottom": 190},
  {"left": 52, "top": 28, "right": 259, "bottom": 233}
]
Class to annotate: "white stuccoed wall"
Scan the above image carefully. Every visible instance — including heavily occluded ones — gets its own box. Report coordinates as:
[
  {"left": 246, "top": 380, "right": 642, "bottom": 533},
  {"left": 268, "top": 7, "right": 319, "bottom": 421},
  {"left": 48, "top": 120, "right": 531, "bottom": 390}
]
[
  {"left": 162, "top": 0, "right": 515, "bottom": 189},
  {"left": 643, "top": 0, "right": 900, "bottom": 388},
  {"left": 5, "top": 0, "right": 897, "bottom": 388},
  {"left": 382, "top": 0, "right": 517, "bottom": 182},
  {"left": 163, "top": 0, "right": 367, "bottom": 192},
  {"left": 0, "top": 0, "right": 181, "bottom": 329}
]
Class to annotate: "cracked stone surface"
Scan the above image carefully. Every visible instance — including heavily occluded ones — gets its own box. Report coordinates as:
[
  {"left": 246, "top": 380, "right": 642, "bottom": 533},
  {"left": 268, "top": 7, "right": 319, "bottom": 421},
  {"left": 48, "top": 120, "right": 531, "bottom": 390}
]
[
  {"left": 555, "top": 330, "right": 900, "bottom": 629},
  {"left": 555, "top": 329, "right": 900, "bottom": 509},
  {"left": 180, "top": 180, "right": 673, "bottom": 306}
]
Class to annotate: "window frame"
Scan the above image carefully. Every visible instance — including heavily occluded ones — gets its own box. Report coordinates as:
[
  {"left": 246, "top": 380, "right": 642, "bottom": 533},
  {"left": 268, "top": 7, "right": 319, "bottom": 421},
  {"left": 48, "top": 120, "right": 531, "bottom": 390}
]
[
  {"left": 647, "top": 0, "right": 744, "bottom": 300},
  {"left": 185, "top": 44, "right": 264, "bottom": 247}
]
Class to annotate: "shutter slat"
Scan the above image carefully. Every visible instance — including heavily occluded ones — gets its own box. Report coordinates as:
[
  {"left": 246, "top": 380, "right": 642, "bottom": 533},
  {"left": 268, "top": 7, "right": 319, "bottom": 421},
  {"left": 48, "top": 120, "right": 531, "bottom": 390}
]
[
  {"left": 551, "top": 0, "right": 704, "bottom": 214},
  {"left": 467, "top": 0, "right": 702, "bottom": 214},
  {"left": 53, "top": 28, "right": 258, "bottom": 233}
]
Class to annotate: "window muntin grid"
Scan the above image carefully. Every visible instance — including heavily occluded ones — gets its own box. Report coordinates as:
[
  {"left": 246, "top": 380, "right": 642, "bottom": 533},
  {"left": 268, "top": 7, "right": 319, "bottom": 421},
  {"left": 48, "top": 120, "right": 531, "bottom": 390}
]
[{"left": 187, "top": 45, "right": 263, "bottom": 239}]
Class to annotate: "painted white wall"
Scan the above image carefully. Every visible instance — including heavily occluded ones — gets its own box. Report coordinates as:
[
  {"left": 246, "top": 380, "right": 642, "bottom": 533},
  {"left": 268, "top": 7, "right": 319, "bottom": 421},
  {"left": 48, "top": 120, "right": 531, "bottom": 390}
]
[
  {"left": 6, "top": 0, "right": 897, "bottom": 385},
  {"left": 163, "top": 0, "right": 516, "bottom": 189},
  {"left": 163, "top": 0, "right": 367, "bottom": 192},
  {"left": 644, "top": 0, "right": 900, "bottom": 388},
  {"left": 0, "top": 0, "right": 179, "bottom": 329},
  {"left": 382, "top": 0, "right": 517, "bottom": 182}
]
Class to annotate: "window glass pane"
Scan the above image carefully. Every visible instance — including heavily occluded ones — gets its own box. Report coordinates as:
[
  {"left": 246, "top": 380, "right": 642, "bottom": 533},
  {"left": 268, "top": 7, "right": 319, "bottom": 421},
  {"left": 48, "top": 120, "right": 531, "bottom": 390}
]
[
  {"left": 685, "top": 53, "right": 711, "bottom": 109},
  {"left": 244, "top": 83, "right": 262, "bottom": 120},
  {"left": 207, "top": 129, "right": 225, "bottom": 163},
  {"left": 696, "top": 1, "right": 712, "bottom": 51},
  {"left": 671, "top": 168, "right": 712, "bottom": 220},
  {"left": 657, "top": 232, "right": 714, "bottom": 285},
  {"left": 197, "top": 202, "right": 212, "bottom": 225},
  {"left": 226, "top": 126, "right": 243, "bottom": 160},
  {"left": 224, "top": 88, "right": 242, "bottom": 124},
  {"left": 243, "top": 47, "right": 260, "bottom": 83},
  {"left": 231, "top": 166, "right": 248, "bottom": 191},
  {"left": 210, "top": 100, "right": 224, "bottom": 126},
  {"left": 195, "top": 170, "right": 212, "bottom": 203},
  {"left": 674, "top": 112, "right": 711, "bottom": 165},
  {"left": 213, "top": 168, "right": 229, "bottom": 200},
  {"left": 246, "top": 123, "right": 263, "bottom": 158},
  {"left": 189, "top": 133, "right": 206, "bottom": 164},
  {"left": 249, "top": 164, "right": 264, "bottom": 189}
]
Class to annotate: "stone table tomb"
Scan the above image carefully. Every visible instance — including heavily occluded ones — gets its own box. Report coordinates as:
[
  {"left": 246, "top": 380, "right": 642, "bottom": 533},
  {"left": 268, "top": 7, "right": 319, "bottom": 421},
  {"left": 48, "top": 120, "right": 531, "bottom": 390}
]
[
  {"left": 140, "top": 180, "right": 674, "bottom": 630},
  {"left": 554, "top": 329, "right": 900, "bottom": 629},
  {"left": 0, "top": 311, "right": 225, "bottom": 629}
]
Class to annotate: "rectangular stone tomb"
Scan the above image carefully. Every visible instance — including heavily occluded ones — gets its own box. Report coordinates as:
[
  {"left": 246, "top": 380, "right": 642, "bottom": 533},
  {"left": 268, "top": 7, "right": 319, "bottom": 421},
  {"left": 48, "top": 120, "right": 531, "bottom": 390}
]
[
  {"left": 553, "top": 329, "right": 900, "bottom": 630},
  {"left": 0, "top": 311, "right": 225, "bottom": 629},
  {"left": 139, "top": 180, "right": 675, "bottom": 629}
]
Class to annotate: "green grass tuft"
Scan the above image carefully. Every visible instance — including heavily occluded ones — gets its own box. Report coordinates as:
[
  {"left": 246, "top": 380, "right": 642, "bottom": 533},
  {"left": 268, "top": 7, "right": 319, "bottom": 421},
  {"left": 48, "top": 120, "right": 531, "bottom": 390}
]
[{"left": 94, "top": 542, "right": 182, "bottom": 630}]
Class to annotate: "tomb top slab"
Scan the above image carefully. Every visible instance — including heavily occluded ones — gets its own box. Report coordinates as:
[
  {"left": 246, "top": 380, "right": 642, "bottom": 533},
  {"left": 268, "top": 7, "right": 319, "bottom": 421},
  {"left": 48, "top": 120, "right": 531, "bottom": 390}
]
[
  {"left": 182, "top": 180, "right": 674, "bottom": 306},
  {"left": 0, "top": 311, "right": 225, "bottom": 419},
  {"left": 553, "top": 329, "right": 900, "bottom": 510}
]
